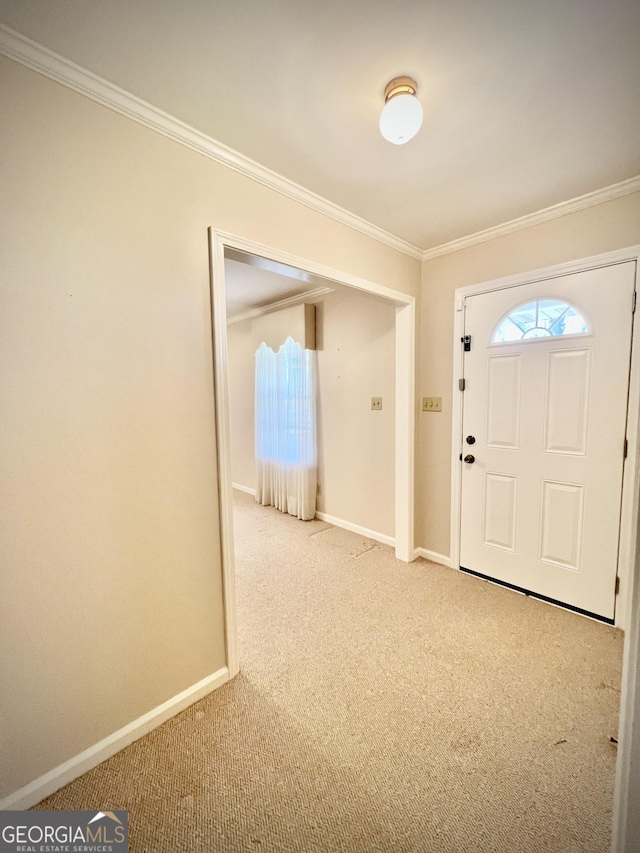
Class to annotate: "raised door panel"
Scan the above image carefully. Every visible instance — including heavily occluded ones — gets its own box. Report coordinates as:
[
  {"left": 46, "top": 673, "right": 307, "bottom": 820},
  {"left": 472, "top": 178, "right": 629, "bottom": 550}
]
[
  {"left": 543, "top": 348, "right": 591, "bottom": 455},
  {"left": 486, "top": 355, "right": 521, "bottom": 449},
  {"left": 539, "top": 480, "right": 585, "bottom": 571},
  {"left": 482, "top": 472, "right": 517, "bottom": 551}
]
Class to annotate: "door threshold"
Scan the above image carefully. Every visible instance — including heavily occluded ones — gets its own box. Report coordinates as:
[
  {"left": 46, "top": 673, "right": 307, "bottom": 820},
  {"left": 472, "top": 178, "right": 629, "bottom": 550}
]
[{"left": 459, "top": 566, "right": 615, "bottom": 625}]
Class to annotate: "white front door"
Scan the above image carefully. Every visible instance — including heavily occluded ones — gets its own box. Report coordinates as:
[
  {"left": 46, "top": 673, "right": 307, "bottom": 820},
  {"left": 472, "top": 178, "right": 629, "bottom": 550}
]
[{"left": 459, "top": 262, "right": 636, "bottom": 621}]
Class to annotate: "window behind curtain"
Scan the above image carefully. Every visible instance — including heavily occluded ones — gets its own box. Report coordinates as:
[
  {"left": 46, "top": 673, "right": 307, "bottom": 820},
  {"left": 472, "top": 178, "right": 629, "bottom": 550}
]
[{"left": 254, "top": 337, "right": 317, "bottom": 520}]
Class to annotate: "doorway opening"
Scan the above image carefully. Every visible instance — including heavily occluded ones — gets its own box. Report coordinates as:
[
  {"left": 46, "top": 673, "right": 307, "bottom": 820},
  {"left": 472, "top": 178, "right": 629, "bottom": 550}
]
[{"left": 208, "top": 229, "right": 416, "bottom": 677}]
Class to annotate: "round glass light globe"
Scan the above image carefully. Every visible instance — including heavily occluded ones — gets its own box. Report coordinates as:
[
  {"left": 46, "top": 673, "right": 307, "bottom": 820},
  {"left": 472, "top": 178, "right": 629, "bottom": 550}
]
[{"left": 379, "top": 94, "right": 423, "bottom": 145}]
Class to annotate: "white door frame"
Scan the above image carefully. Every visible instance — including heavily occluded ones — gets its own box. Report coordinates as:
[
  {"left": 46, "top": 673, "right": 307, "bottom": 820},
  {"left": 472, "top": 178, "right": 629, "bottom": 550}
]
[
  {"left": 208, "top": 228, "right": 416, "bottom": 678},
  {"left": 449, "top": 245, "right": 640, "bottom": 853},
  {"left": 450, "top": 245, "right": 640, "bottom": 631}
]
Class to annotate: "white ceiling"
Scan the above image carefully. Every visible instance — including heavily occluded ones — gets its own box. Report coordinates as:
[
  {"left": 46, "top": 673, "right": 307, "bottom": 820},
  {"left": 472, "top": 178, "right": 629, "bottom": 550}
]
[
  {"left": 224, "top": 252, "right": 399, "bottom": 320},
  {"left": 224, "top": 255, "right": 335, "bottom": 320},
  {"left": 1, "top": 0, "right": 639, "bottom": 251}
]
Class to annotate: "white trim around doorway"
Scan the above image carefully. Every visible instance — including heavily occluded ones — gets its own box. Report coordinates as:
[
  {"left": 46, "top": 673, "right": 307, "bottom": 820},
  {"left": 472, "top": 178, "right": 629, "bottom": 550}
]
[
  {"left": 208, "top": 229, "right": 416, "bottom": 679},
  {"left": 449, "top": 244, "right": 640, "bottom": 632}
]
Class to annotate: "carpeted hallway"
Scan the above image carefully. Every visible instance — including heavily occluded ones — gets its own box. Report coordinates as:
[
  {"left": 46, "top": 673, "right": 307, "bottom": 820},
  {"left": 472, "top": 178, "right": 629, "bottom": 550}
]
[{"left": 37, "top": 489, "right": 624, "bottom": 851}]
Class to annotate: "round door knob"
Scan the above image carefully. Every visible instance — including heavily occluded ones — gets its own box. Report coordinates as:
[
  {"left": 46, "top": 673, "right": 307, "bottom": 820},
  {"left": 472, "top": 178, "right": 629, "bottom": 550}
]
[{"left": 463, "top": 454, "right": 475, "bottom": 464}]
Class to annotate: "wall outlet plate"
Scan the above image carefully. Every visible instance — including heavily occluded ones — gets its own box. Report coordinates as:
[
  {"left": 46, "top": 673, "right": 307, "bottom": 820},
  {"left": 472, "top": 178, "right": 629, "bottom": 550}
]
[
  {"left": 422, "top": 396, "right": 442, "bottom": 412},
  {"left": 371, "top": 397, "right": 383, "bottom": 410}
]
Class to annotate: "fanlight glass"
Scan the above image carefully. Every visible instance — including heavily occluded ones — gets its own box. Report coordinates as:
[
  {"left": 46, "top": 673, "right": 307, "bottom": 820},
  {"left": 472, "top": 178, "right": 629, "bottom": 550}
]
[{"left": 492, "top": 299, "right": 590, "bottom": 343}]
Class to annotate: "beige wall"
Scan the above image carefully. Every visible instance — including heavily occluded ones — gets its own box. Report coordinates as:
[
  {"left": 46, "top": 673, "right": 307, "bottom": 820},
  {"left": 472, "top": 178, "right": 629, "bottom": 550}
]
[
  {"left": 227, "top": 288, "right": 396, "bottom": 537},
  {"left": 417, "top": 191, "right": 640, "bottom": 556},
  {"left": 0, "top": 56, "right": 419, "bottom": 800}
]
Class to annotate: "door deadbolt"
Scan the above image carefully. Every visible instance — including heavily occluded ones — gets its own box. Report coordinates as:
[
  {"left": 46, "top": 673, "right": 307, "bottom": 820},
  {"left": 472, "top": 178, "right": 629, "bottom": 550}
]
[
  {"left": 466, "top": 435, "right": 476, "bottom": 445},
  {"left": 463, "top": 454, "right": 475, "bottom": 464}
]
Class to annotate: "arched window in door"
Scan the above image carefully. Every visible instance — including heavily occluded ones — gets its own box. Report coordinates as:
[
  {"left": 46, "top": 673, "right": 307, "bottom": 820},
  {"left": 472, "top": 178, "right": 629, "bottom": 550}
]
[{"left": 492, "top": 298, "right": 590, "bottom": 343}]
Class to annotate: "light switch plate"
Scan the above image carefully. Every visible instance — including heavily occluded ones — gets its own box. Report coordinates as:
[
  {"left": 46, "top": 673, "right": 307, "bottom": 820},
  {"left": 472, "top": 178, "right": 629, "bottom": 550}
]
[{"left": 422, "top": 396, "right": 442, "bottom": 412}]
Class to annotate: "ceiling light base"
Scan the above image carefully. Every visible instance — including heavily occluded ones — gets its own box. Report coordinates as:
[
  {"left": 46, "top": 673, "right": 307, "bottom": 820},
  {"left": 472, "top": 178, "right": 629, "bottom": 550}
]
[{"left": 384, "top": 77, "right": 418, "bottom": 103}]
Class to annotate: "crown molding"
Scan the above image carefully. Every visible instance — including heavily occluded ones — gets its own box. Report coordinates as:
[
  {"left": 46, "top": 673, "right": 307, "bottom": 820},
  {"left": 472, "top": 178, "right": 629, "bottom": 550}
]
[
  {"left": 422, "top": 175, "right": 640, "bottom": 261},
  {"left": 0, "top": 25, "right": 423, "bottom": 261},
  {"left": 227, "top": 286, "right": 334, "bottom": 325},
  {"left": 3, "top": 25, "right": 637, "bottom": 267}
]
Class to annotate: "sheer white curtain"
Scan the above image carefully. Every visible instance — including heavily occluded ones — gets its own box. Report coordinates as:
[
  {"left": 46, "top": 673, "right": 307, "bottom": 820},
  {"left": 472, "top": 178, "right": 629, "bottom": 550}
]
[{"left": 255, "top": 336, "right": 317, "bottom": 520}]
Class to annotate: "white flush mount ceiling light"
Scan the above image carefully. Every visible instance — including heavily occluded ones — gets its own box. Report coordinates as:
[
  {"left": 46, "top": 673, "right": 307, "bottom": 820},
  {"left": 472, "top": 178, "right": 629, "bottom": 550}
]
[{"left": 379, "top": 76, "right": 423, "bottom": 145}]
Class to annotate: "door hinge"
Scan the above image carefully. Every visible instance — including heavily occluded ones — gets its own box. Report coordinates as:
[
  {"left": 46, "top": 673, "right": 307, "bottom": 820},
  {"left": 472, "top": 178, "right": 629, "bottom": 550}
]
[
  {"left": 461, "top": 335, "right": 472, "bottom": 352},
  {"left": 459, "top": 378, "right": 466, "bottom": 391},
  {"left": 615, "top": 576, "right": 620, "bottom": 595},
  {"left": 633, "top": 291, "right": 637, "bottom": 314},
  {"left": 624, "top": 438, "right": 628, "bottom": 459}
]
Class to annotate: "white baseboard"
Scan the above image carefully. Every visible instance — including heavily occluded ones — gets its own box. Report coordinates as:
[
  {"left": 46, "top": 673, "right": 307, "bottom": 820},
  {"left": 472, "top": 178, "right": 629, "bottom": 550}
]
[
  {"left": 314, "top": 511, "right": 395, "bottom": 548},
  {"left": 0, "top": 666, "right": 230, "bottom": 811},
  {"left": 414, "top": 547, "right": 455, "bottom": 569},
  {"left": 232, "top": 482, "right": 256, "bottom": 497},
  {"left": 232, "top": 488, "right": 395, "bottom": 549}
]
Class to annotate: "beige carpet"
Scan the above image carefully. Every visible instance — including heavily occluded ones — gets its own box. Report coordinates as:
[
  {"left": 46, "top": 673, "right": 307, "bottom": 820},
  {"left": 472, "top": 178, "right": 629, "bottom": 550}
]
[{"left": 37, "top": 490, "right": 623, "bottom": 851}]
